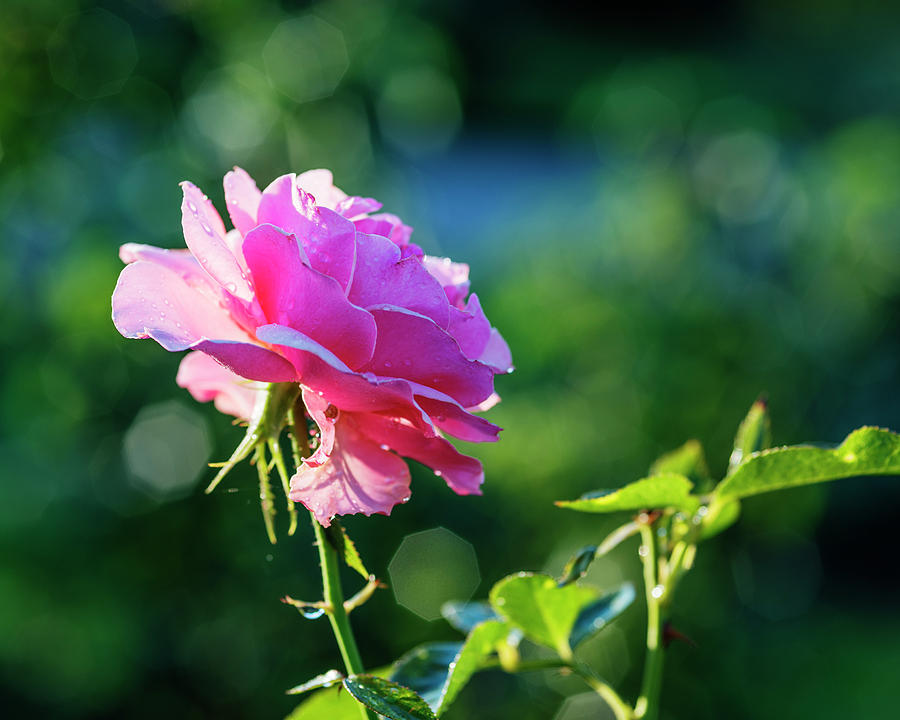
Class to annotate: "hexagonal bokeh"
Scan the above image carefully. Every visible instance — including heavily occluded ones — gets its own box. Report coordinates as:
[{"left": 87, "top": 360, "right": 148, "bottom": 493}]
[
  {"left": 388, "top": 528, "right": 480, "bottom": 621},
  {"left": 47, "top": 9, "right": 138, "bottom": 99},
  {"left": 263, "top": 15, "right": 348, "bottom": 103},
  {"left": 554, "top": 691, "right": 616, "bottom": 720},
  {"left": 123, "top": 400, "right": 211, "bottom": 502}
]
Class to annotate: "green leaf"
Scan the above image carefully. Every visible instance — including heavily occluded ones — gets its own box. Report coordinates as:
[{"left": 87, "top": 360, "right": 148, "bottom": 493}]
[
  {"left": 728, "top": 397, "right": 771, "bottom": 475},
  {"left": 441, "top": 601, "right": 499, "bottom": 633},
  {"left": 557, "top": 545, "right": 598, "bottom": 587},
  {"left": 650, "top": 439, "right": 711, "bottom": 488},
  {"left": 437, "top": 620, "right": 511, "bottom": 715},
  {"left": 285, "top": 686, "right": 360, "bottom": 720},
  {"left": 555, "top": 473, "right": 699, "bottom": 514},
  {"left": 343, "top": 675, "right": 437, "bottom": 720},
  {"left": 286, "top": 668, "right": 344, "bottom": 695},
  {"left": 325, "top": 520, "right": 369, "bottom": 579},
  {"left": 489, "top": 573, "right": 599, "bottom": 658},
  {"left": 715, "top": 427, "right": 900, "bottom": 501},
  {"left": 698, "top": 498, "right": 741, "bottom": 540},
  {"left": 570, "top": 582, "right": 635, "bottom": 647},
  {"left": 389, "top": 643, "right": 462, "bottom": 711}
]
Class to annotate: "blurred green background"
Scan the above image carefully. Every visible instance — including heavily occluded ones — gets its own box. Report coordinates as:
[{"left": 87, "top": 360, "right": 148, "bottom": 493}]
[{"left": 3, "top": 0, "right": 900, "bottom": 718}]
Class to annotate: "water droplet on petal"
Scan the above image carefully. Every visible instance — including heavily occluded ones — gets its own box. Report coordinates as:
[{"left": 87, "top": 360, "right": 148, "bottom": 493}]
[
  {"left": 379, "top": 444, "right": 390, "bottom": 451},
  {"left": 225, "top": 282, "right": 237, "bottom": 294},
  {"left": 434, "top": 470, "right": 443, "bottom": 477}
]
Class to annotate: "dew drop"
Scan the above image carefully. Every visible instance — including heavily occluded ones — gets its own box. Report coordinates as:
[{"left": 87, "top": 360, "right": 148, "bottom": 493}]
[
  {"left": 651, "top": 585, "right": 665, "bottom": 599},
  {"left": 434, "top": 470, "right": 442, "bottom": 477},
  {"left": 225, "top": 282, "right": 237, "bottom": 294},
  {"left": 299, "top": 606, "right": 326, "bottom": 620},
  {"left": 379, "top": 444, "right": 390, "bottom": 451}
]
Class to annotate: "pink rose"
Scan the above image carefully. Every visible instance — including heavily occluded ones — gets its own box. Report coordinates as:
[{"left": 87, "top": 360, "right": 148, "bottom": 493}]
[{"left": 112, "top": 168, "right": 511, "bottom": 526}]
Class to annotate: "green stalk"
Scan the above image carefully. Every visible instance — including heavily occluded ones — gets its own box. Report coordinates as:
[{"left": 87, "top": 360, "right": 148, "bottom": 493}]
[
  {"left": 287, "top": 401, "right": 376, "bottom": 720},
  {"left": 634, "top": 522, "right": 665, "bottom": 720}
]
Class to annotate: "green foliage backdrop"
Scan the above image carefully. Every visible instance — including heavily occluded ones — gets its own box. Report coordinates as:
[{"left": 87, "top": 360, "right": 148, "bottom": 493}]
[{"left": 2, "top": 0, "right": 899, "bottom": 717}]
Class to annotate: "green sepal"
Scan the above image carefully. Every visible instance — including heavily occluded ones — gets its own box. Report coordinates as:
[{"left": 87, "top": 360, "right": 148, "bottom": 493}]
[
  {"left": 342, "top": 675, "right": 437, "bottom": 720},
  {"left": 715, "top": 426, "right": 900, "bottom": 501},
  {"left": 556, "top": 473, "right": 699, "bottom": 515},
  {"left": 205, "top": 382, "right": 300, "bottom": 494},
  {"left": 728, "top": 396, "right": 772, "bottom": 476}
]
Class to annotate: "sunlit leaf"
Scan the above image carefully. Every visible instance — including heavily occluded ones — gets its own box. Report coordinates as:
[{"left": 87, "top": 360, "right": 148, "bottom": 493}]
[
  {"left": 285, "top": 686, "right": 359, "bottom": 720},
  {"left": 698, "top": 498, "right": 741, "bottom": 540},
  {"left": 437, "top": 620, "right": 511, "bottom": 715},
  {"left": 727, "top": 397, "right": 771, "bottom": 475},
  {"left": 441, "top": 600, "right": 499, "bottom": 633},
  {"left": 556, "top": 473, "right": 698, "bottom": 514},
  {"left": 557, "top": 545, "right": 598, "bottom": 587},
  {"left": 650, "top": 439, "right": 710, "bottom": 488},
  {"left": 715, "top": 427, "right": 900, "bottom": 501},
  {"left": 343, "top": 675, "right": 437, "bottom": 720},
  {"left": 489, "top": 572, "right": 599, "bottom": 658},
  {"left": 286, "top": 668, "right": 344, "bottom": 695},
  {"left": 389, "top": 643, "right": 462, "bottom": 710},
  {"left": 570, "top": 582, "right": 636, "bottom": 647},
  {"left": 325, "top": 520, "right": 369, "bottom": 579}
]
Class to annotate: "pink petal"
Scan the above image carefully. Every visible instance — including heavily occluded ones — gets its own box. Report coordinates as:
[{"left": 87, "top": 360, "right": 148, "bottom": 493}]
[
  {"left": 112, "top": 261, "right": 251, "bottom": 351},
  {"left": 180, "top": 181, "right": 254, "bottom": 302},
  {"left": 119, "top": 243, "right": 218, "bottom": 295},
  {"left": 224, "top": 167, "right": 262, "bottom": 236},
  {"left": 355, "top": 213, "right": 413, "bottom": 247},
  {"left": 256, "top": 323, "right": 435, "bottom": 434},
  {"left": 362, "top": 306, "right": 495, "bottom": 409},
  {"left": 302, "top": 386, "right": 337, "bottom": 467},
  {"left": 243, "top": 224, "right": 376, "bottom": 370},
  {"left": 352, "top": 413, "right": 485, "bottom": 496},
  {"left": 194, "top": 340, "right": 297, "bottom": 383},
  {"left": 349, "top": 233, "right": 450, "bottom": 328},
  {"left": 480, "top": 327, "right": 514, "bottom": 374},
  {"left": 447, "top": 294, "right": 491, "bottom": 360},
  {"left": 422, "top": 255, "right": 470, "bottom": 308},
  {"left": 408, "top": 383, "right": 501, "bottom": 443},
  {"left": 176, "top": 351, "right": 262, "bottom": 420},
  {"left": 296, "top": 168, "right": 347, "bottom": 210},
  {"left": 336, "top": 196, "right": 382, "bottom": 219},
  {"left": 257, "top": 174, "right": 358, "bottom": 290},
  {"left": 289, "top": 418, "right": 411, "bottom": 527}
]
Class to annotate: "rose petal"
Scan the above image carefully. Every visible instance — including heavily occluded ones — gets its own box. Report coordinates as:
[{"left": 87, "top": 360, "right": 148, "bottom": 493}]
[
  {"left": 224, "top": 166, "right": 262, "bottom": 237},
  {"left": 448, "top": 293, "right": 492, "bottom": 360},
  {"left": 243, "top": 224, "right": 376, "bottom": 369},
  {"left": 112, "top": 261, "right": 251, "bottom": 351},
  {"left": 302, "top": 386, "right": 337, "bottom": 467},
  {"left": 355, "top": 213, "right": 413, "bottom": 247},
  {"left": 422, "top": 255, "right": 470, "bottom": 308},
  {"left": 194, "top": 339, "right": 297, "bottom": 382},
  {"left": 349, "top": 233, "right": 450, "bottom": 328},
  {"left": 176, "top": 351, "right": 263, "bottom": 420},
  {"left": 180, "top": 181, "right": 254, "bottom": 302},
  {"left": 336, "top": 196, "right": 382, "bottom": 219},
  {"left": 362, "top": 306, "right": 495, "bottom": 408},
  {"left": 296, "top": 168, "right": 347, "bottom": 210},
  {"left": 409, "top": 384, "right": 501, "bottom": 443},
  {"left": 257, "top": 175, "right": 357, "bottom": 290},
  {"left": 352, "top": 413, "right": 485, "bottom": 496},
  {"left": 119, "top": 244, "right": 218, "bottom": 294},
  {"left": 480, "top": 327, "right": 514, "bottom": 374},
  {"left": 256, "top": 323, "right": 436, "bottom": 434},
  {"left": 289, "top": 418, "right": 411, "bottom": 526}
]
